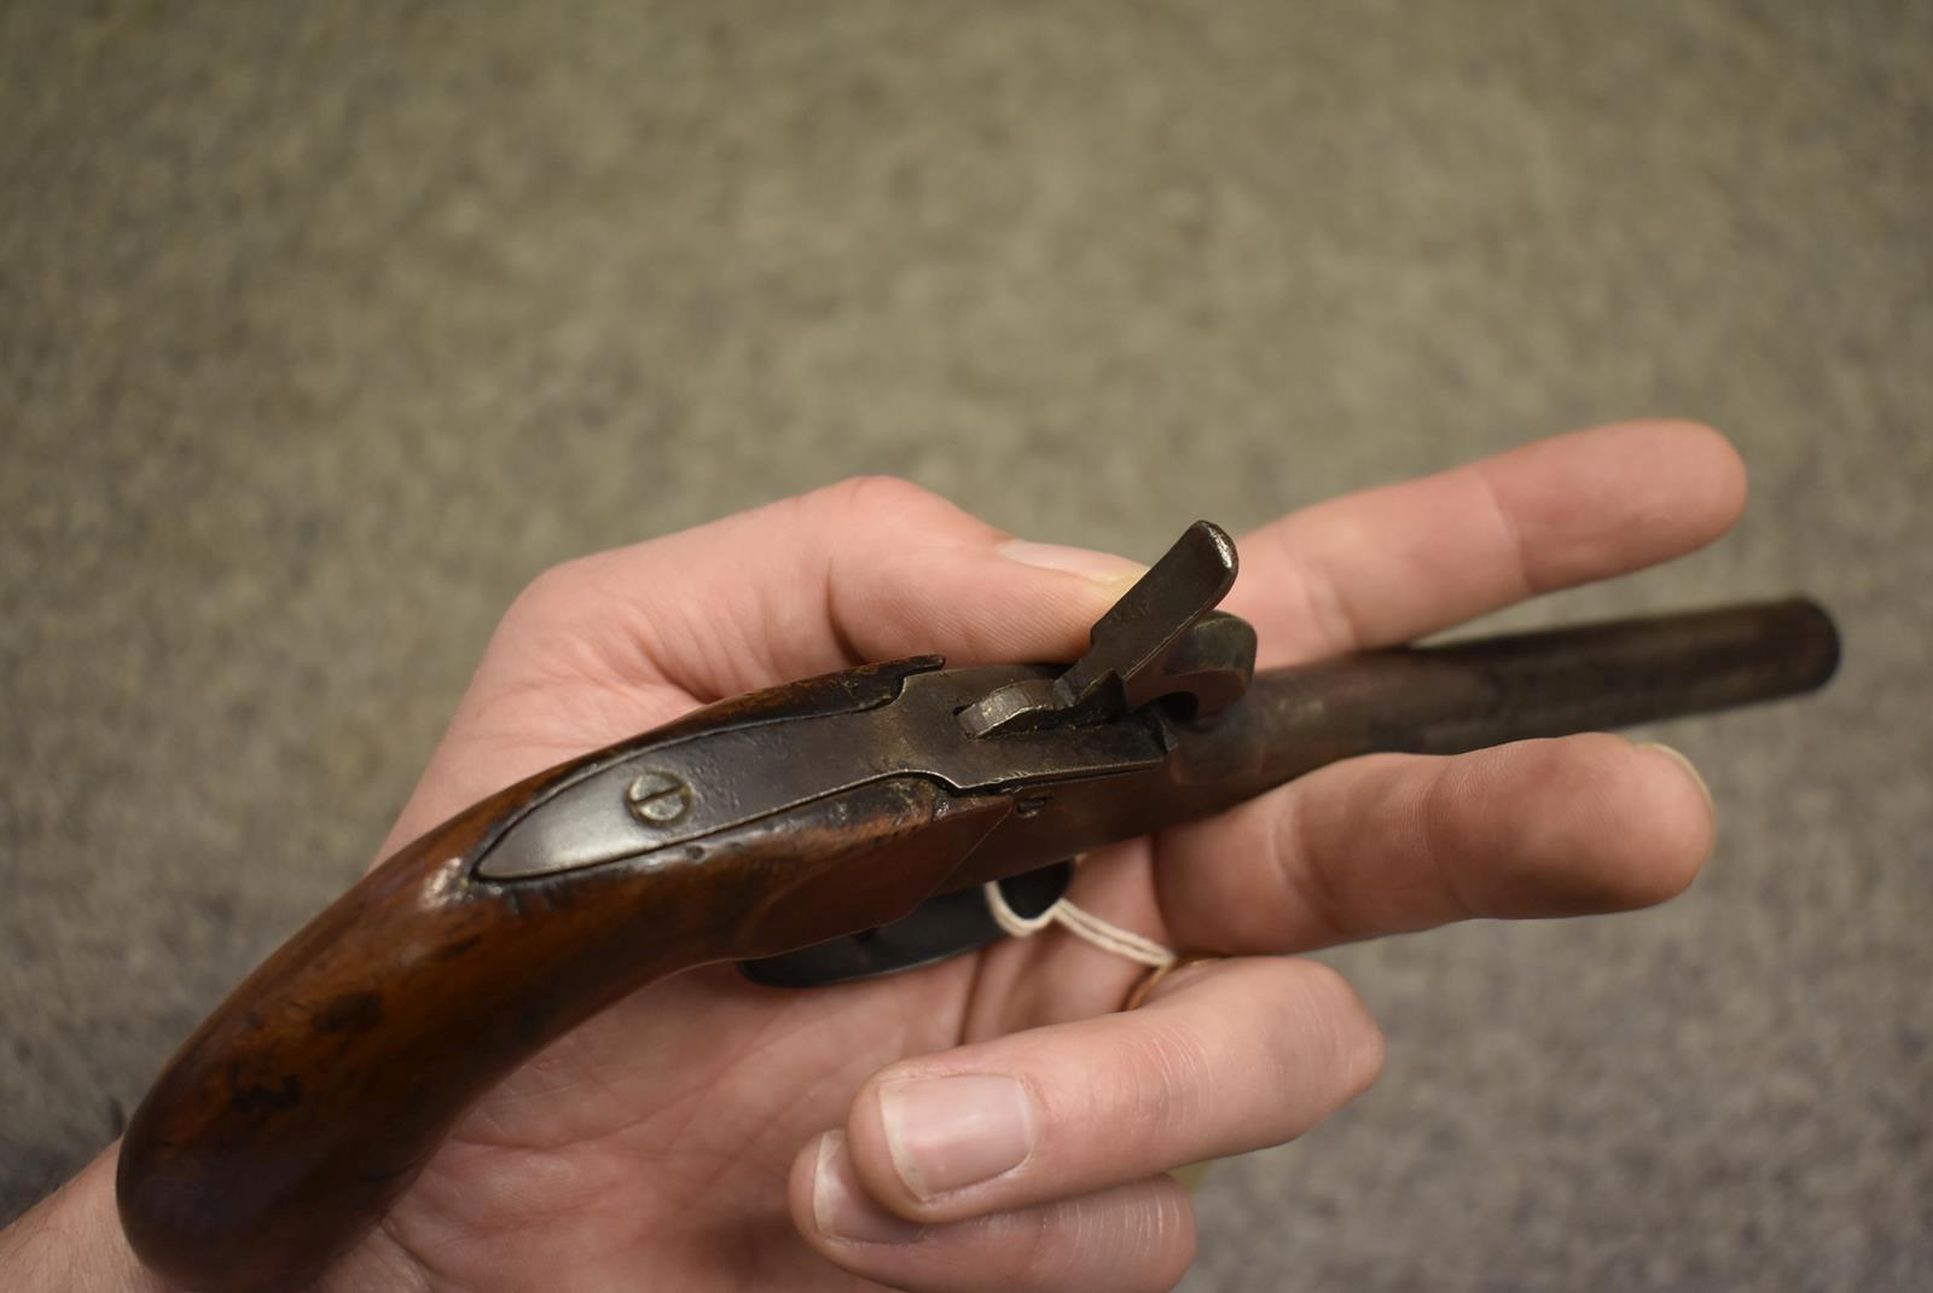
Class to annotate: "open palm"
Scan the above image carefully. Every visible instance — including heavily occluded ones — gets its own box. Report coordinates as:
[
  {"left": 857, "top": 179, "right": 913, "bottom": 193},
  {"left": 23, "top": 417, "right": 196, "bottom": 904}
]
[{"left": 273, "top": 423, "right": 1740, "bottom": 1293}]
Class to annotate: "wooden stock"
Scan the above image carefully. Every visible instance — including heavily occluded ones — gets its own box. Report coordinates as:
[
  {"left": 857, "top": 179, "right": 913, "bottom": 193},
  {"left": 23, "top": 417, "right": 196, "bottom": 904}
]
[{"left": 117, "top": 753, "right": 1006, "bottom": 1290}]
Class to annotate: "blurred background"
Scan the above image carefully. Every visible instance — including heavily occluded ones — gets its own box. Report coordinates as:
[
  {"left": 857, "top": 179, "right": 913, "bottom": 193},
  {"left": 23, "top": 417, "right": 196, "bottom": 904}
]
[{"left": 3, "top": 2, "right": 1928, "bottom": 1288}]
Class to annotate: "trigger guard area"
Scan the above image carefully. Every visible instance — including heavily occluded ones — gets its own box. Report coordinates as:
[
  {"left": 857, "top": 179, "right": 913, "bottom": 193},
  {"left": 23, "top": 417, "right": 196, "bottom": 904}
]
[{"left": 739, "top": 860, "right": 1076, "bottom": 987}]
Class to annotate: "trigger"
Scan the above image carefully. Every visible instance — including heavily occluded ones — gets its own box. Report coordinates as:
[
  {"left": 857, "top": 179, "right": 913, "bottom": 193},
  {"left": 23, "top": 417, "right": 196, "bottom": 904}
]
[{"left": 738, "top": 861, "right": 1076, "bottom": 988}]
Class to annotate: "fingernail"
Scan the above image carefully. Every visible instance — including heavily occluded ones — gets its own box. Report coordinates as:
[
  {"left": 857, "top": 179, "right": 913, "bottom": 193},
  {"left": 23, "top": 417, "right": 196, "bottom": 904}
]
[
  {"left": 813, "top": 1132, "right": 923, "bottom": 1244},
  {"left": 879, "top": 1074, "right": 1035, "bottom": 1199},
  {"left": 1642, "top": 742, "right": 1713, "bottom": 809},
  {"left": 998, "top": 539, "right": 1147, "bottom": 591}
]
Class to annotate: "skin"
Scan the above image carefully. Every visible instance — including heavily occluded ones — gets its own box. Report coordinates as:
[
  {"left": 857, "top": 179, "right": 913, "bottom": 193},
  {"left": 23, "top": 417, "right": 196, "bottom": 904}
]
[{"left": 0, "top": 420, "right": 1745, "bottom": 1292}]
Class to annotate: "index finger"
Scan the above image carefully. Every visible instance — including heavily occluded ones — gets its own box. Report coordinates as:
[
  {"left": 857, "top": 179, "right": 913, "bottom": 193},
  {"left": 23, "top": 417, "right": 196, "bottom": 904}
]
[{"left": 1226, "top": 420, "right": 1749, "bottom": 666}]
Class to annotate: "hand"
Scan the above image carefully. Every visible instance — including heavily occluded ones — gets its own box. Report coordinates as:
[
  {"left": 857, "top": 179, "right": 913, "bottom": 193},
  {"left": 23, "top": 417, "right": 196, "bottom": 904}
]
[{"left": 0, "top": 421, "right": 1742, "bottom": 1292}]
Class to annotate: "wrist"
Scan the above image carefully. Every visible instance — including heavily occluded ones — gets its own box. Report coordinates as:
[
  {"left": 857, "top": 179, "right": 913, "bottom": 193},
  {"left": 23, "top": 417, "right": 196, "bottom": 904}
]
[{"left": 0, "top": 1145, "right": 176, "bottom": 1293}]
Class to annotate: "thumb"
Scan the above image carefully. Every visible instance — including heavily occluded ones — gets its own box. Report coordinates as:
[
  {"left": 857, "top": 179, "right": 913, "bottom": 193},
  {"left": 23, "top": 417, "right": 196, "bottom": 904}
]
[
  {"left": 513, "top": 476, "right": 1147, "bottom": 701},
  {"left": 384, "top": 478, "right": 1144, "bottom": 857}
]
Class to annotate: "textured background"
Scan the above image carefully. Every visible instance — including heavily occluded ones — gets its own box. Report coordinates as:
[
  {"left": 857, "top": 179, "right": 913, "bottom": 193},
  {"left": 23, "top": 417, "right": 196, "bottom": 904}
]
[{"left": 3, "top": 2, "right": 1929, "bottom": 1289}]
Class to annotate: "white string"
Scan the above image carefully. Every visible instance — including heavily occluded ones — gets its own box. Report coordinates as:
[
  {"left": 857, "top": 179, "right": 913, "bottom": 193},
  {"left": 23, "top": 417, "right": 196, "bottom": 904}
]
[{"left": 983, "top": 881, "right": 1177, "bottom": 970}]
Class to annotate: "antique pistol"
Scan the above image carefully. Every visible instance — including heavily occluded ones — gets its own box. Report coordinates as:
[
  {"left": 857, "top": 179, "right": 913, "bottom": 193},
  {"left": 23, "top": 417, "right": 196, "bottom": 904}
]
[{"left": 116, "top": 522, "right": 1839, "bottom": 1291}]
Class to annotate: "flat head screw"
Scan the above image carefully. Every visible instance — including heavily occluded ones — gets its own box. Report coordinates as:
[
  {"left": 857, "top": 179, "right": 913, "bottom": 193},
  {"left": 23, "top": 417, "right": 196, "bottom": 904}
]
[{"left": 625, "top": 770, "right": 691, "bottom": 825}]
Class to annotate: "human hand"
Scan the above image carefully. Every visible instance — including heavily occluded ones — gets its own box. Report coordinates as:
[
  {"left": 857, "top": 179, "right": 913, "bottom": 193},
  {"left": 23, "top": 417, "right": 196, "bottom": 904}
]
[{"left": 0, "top": 421, "right": 1743, "bottom": 1292}]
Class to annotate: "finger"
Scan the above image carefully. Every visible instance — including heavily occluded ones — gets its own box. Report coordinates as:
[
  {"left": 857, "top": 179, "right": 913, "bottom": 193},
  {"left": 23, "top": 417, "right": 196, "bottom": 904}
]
[
  {"left": 792, "top": 1133, "right": 1196, "bottom": 1293},
  {"left": 838, "top": 957, "right": 1383, "bottom": 1225},
  {"left": 1154, "top": 734, "right": 1716, "bottom": 953},
  {"left": 494, "top": 475, "right": 1147, "bottom": 699},
  {"left": 386, "top": 477, "right": 1151, "bottom": 851},
  {"left": 1226, "top": 420, "right": 1749, "bottom": 665}
]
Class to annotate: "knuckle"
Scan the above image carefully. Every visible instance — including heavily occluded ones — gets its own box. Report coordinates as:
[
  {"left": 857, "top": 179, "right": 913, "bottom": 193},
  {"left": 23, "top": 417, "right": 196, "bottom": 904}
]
[
  {"left": 1011, "top": 1197, "right": 1062, "bottom": 1283},
  {"left": 814, "top": 473, "right": 952, "bottom": 526},
  {"left": 1141, "top": 1183, "right": 1201, "bottom": 1291},
  {"left": 1011, "top": 1184, "right": 1197, "bottom": 1293},
  {"left": 507, "top": 556, "right": 598, "bottom": 622},
  {"left": 1105, "top": 1180, "right": 1198, "bottom": 1292},
  {"left": 496, "top": 558, "right": 599, "bottom": 643},
  {"left": 971, "top": 1186, "right": 1062, "bottom": 1287}
]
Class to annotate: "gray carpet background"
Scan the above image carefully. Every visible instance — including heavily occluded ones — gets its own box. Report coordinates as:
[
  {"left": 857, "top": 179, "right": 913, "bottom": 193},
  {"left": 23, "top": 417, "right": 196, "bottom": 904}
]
[{"left": 3, "top": 3, "right": 1929, "bottom": 1289}]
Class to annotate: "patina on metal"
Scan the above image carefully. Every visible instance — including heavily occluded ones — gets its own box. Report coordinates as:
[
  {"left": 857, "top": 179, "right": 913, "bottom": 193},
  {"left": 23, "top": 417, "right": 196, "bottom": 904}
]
[
  {"left": 623, "top": 770, "right": 691, "bottom": 825},
  {"left": 959, "top": 520, "right": 1254, "bottom": 735},
  {"left": 116, "top": 521, "right": 1840, "bottom": 1293}
]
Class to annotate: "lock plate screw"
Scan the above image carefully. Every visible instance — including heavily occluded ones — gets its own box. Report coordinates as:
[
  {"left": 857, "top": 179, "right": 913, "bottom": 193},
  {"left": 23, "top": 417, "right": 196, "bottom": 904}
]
[{"left": 625, "top": 770, "right": 691, "bottom": 825}]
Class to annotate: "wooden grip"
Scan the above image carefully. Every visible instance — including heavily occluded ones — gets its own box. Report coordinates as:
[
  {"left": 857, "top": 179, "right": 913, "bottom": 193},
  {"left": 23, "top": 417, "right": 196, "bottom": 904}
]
[{"left": 116, "top": 770, "right": 1004, "bottom": 1291}]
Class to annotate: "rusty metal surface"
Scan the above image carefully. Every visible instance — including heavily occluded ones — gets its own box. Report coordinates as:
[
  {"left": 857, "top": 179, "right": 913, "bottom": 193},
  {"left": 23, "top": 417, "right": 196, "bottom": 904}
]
[{"left": 961, "top": 520, "right": 1253, "bottom": 735}]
